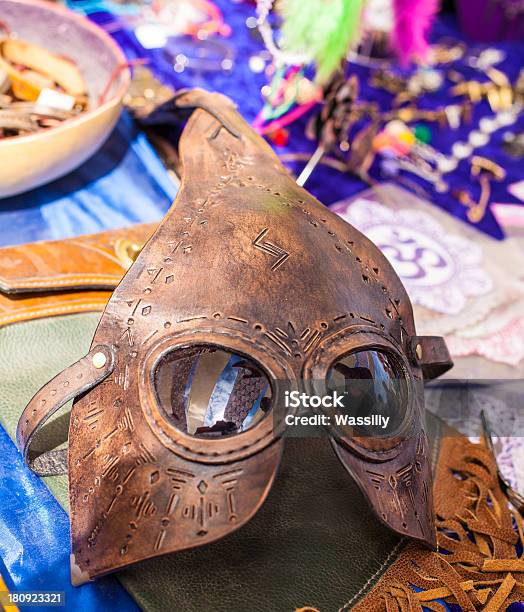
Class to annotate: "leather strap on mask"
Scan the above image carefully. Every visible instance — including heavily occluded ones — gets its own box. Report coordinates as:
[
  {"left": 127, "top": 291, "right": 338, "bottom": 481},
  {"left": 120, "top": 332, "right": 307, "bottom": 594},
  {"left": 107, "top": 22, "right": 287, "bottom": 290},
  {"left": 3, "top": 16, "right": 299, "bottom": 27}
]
[
  {"left": 410, "top": 336, "right": 453, "bottom": 380},
  {"left": 16, "top": 345, "right": 115, "bottom": 476},
  {"left": 17, "top": 344, "right": 271, "bottom": 476}
]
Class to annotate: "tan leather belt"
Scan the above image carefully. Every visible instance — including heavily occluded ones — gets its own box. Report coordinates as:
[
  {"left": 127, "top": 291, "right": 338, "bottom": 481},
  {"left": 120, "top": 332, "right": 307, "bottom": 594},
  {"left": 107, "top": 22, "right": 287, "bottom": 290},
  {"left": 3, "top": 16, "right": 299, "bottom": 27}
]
[{"left": 0, "top": 224, "right": 155, "bottom": 328}]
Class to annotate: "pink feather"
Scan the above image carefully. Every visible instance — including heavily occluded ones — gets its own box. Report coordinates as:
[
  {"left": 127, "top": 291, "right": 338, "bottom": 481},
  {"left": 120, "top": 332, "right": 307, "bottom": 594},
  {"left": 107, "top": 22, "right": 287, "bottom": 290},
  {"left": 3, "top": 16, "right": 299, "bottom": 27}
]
[{"left": 392, "top": 0, "right": 440, "bottom": 66}]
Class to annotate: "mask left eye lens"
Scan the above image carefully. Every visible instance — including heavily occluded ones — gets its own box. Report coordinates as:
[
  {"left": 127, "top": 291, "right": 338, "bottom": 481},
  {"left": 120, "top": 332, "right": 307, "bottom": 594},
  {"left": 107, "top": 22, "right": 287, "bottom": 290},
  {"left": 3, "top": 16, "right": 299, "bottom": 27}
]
[{"left": 153, "top": 345, "right": 272, "bottom": 438}]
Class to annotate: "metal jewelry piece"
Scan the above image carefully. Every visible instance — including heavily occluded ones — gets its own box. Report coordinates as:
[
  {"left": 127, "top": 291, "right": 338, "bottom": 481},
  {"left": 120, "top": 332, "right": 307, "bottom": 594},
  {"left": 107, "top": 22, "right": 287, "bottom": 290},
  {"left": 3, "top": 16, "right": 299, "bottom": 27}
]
[
  {"left": 451, "top": 141, "right": 473, "bottom": 160},
  {"left": 17, "top": 89, "right": 453, "bottom": 584},
  {"left": 433, "top": 104, "right": 522, "bottom": 179},
  {"left": 453, "top": 155, "right": 506, "bottom": 223},
  {"left": 449, "top": 61, "right": 522, "bottom": 113}
]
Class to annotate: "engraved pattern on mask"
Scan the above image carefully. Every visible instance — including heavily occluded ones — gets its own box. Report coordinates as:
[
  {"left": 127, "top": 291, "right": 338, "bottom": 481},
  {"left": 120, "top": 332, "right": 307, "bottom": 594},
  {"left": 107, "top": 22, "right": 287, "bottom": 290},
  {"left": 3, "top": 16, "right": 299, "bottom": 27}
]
[
  {"left": 150, "top": 467, "right": 244, "bottom": 553},
  {"left": 62, "top": 93, "right": 436, "bottom": 580},
  {"left": 364, "top": 433, "right": 431, "bottom": 535}
]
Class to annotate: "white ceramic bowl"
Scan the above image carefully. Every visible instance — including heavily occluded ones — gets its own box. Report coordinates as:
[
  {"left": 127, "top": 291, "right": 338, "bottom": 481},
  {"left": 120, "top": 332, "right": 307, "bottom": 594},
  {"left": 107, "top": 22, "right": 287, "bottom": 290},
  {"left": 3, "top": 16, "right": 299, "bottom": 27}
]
[{"left": 0, "top": 0, "right": 130, "bottom": 198}]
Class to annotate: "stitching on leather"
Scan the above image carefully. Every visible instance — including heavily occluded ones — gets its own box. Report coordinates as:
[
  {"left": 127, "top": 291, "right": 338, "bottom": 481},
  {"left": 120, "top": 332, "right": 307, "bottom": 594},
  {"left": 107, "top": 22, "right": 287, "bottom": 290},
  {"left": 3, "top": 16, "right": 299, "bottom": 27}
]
[
  {"left": 2, "top": 275, "right": 120, "bottom": 289},
  {"left": 431, "top": 417, "right": 441, "bottom": 472},
  {"left": 338, "top": 539, "right": 406, "bottom": 611},
  {"left": 0, "top": 301, "right": 106, "bottom": 325}
]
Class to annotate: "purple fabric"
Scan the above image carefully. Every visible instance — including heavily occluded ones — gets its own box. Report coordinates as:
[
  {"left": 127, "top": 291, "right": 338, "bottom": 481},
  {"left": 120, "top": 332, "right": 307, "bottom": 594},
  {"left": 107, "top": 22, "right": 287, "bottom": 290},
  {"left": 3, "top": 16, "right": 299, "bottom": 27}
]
[
  {"left": 456, "top": 0, "right": 524, "bottom": 42},
  {"left": 69, "top": 2, "right": 524, "bottom": 240}
]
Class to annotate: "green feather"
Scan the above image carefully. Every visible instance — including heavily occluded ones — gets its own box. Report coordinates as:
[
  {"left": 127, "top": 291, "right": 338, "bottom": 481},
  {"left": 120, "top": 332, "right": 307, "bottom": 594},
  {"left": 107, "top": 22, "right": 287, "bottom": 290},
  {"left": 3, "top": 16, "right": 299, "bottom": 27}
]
[{"left": 278, "top": 0, "right": 365, "bottom": 83}]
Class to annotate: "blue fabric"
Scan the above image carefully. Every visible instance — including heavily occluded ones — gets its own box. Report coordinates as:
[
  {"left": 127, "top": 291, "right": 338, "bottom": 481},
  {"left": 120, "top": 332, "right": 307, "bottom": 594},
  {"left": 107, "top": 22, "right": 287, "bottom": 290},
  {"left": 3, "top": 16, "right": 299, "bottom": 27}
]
[
  {"left": 0, "top": 110, "right": 177, "bottom": 247},
  {"left": 69, "top": 3, "right": 524, "bottom": 239},
  {"left": 0, "top": 425, "right": 139, "bottom": 611}
]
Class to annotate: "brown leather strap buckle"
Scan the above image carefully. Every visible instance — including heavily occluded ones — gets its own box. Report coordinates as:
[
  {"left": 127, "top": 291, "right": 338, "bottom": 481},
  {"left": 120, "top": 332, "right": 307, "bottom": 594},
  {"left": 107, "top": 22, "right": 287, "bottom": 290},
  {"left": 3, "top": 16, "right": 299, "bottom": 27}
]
[{"left": 16, "top": 345, "right": 115, "bottom": 476}]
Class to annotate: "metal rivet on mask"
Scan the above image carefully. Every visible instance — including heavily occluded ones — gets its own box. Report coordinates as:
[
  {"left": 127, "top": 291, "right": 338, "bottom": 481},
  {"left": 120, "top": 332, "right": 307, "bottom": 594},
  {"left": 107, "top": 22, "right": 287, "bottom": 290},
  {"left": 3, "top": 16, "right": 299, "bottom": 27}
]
[{"left": 92, "top": 352, "right": 107, "bottom": 369}]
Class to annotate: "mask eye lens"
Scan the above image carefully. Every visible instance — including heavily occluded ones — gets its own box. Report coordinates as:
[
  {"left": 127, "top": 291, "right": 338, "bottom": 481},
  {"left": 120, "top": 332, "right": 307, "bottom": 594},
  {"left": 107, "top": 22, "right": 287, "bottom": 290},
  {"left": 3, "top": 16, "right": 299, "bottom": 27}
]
[
  {"left": 326, "top": 350, "right": 408, "bottom": 440},
  {"left": 153, "top": 346, "right": 272, "bottom": 438}
]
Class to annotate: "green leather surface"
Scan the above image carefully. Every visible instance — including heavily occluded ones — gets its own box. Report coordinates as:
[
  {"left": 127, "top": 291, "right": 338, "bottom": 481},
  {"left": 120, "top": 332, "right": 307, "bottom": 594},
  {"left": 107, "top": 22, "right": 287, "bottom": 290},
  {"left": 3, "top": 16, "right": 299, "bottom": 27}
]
[
  {"left": 120, "top": 435, "right": 403, "bottom": 612},
  {"left": 0, "top": 313, "right": 443, "bottom": 611},
  {"left": 0, "top": 314, "right": 100, "bottom": 508}
]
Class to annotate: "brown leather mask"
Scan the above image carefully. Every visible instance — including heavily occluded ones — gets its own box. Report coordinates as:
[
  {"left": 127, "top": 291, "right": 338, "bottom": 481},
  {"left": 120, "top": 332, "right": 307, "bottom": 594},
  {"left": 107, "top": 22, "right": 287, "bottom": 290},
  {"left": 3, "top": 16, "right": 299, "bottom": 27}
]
[{"left": 17, "top": 89, "right": 452, "bottom": 584}]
